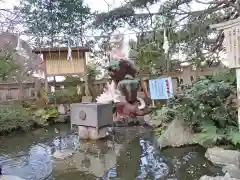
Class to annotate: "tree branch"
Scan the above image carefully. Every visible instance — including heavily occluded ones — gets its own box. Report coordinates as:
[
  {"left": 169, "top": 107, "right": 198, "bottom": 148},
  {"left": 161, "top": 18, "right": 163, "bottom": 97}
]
[{"left": 195, "top": 0, "right": 240, "bottom": 12}]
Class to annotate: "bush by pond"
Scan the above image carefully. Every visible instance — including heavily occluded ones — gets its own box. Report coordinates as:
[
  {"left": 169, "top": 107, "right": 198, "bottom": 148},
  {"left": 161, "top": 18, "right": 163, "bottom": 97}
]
[
  {"left": 55, "top": 87, "right": 82, "bottom": 104},
  {"left": 0, "top": 104, "right": 61, "bottom": 134},
  {"left": 0, "top": 105, "right": 34, "bottom": 133},
  {"left": 30, "top": 104, "right": 60, "bottom": 126},
  {"left": 154, "top": 70, "right": 240, "bottom": 148}
]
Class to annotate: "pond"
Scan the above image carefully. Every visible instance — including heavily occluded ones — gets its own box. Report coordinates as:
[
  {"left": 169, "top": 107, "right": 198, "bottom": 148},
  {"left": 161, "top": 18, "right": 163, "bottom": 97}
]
[{"left": 0, "top": 124, "right": 222, "bottom": 180}]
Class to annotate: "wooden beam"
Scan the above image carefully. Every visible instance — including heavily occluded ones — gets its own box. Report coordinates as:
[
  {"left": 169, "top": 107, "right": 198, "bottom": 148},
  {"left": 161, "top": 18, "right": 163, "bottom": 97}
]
[{"left": 210, "top": 18, "right": 240, "bottom": 30}]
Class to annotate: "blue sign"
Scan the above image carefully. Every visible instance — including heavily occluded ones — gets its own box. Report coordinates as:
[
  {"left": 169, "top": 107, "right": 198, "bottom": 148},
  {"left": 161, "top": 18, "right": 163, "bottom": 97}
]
[{"left": 149, "top": 77, "right": 173, "bottom": 100}]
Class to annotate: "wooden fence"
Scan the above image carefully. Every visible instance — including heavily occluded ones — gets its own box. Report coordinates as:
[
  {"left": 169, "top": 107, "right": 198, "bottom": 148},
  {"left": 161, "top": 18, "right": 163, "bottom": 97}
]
[{"left": 0, "top": 66, "right": 226, "bottom": 102}]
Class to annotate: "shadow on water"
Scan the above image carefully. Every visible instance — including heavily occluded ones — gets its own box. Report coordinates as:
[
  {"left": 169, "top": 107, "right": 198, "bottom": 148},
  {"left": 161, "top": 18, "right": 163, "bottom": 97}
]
[{"left": 0, "top": 124, "right": 222, "bottom": 180}]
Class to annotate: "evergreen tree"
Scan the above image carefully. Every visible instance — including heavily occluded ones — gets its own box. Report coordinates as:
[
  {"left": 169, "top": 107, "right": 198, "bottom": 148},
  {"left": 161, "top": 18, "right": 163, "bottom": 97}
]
[{"left": 20, "top": 0, "right": 92, "bottom": 47}]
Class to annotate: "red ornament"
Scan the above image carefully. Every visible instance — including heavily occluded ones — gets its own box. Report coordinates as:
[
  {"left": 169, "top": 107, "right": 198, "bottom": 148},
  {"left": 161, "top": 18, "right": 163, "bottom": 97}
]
[{"left": 165, "top": 79, "right": 170, "bottom": 95}]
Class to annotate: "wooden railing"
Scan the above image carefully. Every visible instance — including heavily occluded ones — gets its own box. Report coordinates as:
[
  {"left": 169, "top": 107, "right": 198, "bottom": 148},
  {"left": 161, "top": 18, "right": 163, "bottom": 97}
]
[{"left": 0, "top": 66, "right": 226, "bottom": 102}]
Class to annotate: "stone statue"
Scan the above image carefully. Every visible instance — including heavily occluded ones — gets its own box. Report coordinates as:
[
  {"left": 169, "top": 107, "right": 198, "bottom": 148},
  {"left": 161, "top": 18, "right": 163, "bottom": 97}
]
[{"left": 96, "top": 33, "right": 150, "bottom": 123}]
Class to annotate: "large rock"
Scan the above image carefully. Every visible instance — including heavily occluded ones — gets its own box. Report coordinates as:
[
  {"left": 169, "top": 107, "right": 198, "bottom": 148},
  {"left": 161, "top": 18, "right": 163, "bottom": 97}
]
[
  {"left": 204, "top": 147, "right": 240, "bottom": 180},
  {"left": 157, "top": 119, "right": 194, "bottom": 148},
  {"left": 205, "top": 147, "right": 240, "bottom": 167},
  {"left": 0, "top": 175, "right": 25, "bottom": 180},
  {"left": 222, "top": 165, "right": 240, "bottom": 179},
  {"left": 199, "top": 173, "right": 238, "bottom": 180}
]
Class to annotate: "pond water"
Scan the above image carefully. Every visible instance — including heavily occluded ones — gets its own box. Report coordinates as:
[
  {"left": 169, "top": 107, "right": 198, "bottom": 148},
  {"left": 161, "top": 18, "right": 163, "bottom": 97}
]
[{"left": 0, "top": 124, "right": 222, "bottom": 180}]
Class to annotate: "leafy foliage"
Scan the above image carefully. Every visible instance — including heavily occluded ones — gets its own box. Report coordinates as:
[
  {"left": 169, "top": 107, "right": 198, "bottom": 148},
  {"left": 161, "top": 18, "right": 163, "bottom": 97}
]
[
  {"left": 31, "top": 105, "right": 59, "bottom": 126},
  {"left": 55, "top": 87, "right": 82, "bottom": 104},
  {"left": 87, "top": 63, "right": 100, "bottom": 81},
  {"left": 0, "top": 105, "right": 33, "bottom": 133},
  {"left": 56, "top": 63, "right": 100, "bottom": 101},
  {"left": 154, "top": 70, "right": 240, "bottom": 147},
  {"left": 0, "top": 103, "right": 59, "bottom": 133},
  {"left": 64, "top": 76, "right": 81, "bottom": 83},
  {"left": 152, "top": 105, "right": 177, "bottom": 123},
  {"left": 227, "top": 128, "right": 240, "bottom": 146},
  {"left": 191, "top": 121, "right": 224, "bottom": 147},
  {"left": 20, "top": 0, "right": 91, "bottom": 46},
  {"left": 93, "top": 0, "right": 235, "bottom": 73},
  {"left": 0, "top": 53, "right": 16, "bottom": 82},
  {"left": 154, "top": 126, "right": 164, "bottom": 137}
]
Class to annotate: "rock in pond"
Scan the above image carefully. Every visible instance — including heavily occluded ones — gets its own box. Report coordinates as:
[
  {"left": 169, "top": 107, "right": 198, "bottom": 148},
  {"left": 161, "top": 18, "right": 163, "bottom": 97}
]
[
  {"left": 199, "top": 173, "right": 238, "bottom": 180},
  {"left": 222, "top": 165, "right": 240, "bottom": 179},
  {"left": 204, "top": 147, "right": 240, "bottom": 179},
  {"left": 157, "top": 118, "right": 194, "bottom": 148},
  {"left": 0, "top": 175, "right": 25, "bottom": 180},
  {"left": 205, "top": 147, "right": 240, "bottom": 167},
  {"left": 52, "top": 150, "right": 75, "bottom": 160}
]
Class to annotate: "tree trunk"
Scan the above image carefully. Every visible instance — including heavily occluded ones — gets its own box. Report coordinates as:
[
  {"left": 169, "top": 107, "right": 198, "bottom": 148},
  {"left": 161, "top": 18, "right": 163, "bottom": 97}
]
[
  {"left": 84, "top": 75, "right": 91, "bottom": 96},
  {"left": 140, "top": 78, "right": 149, "bottom": 98}
]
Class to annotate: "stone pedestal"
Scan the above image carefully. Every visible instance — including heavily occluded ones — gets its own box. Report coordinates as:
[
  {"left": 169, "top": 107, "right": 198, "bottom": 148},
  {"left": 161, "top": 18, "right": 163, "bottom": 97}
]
[
  {"left": 78, "top": 126, "right": 109, "bottom": 140},
  {"left": 70, "top": 103, "right": 113, "bottom": 140}
]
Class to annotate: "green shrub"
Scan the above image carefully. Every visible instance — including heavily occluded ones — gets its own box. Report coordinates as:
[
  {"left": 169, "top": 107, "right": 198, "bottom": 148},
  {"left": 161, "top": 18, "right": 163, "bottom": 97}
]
[
  {"left": 154, "top": 70, "right": 240, "bottom": 148},
  {"left": 152, "top": 105, "right": 177, "bottom": 123},
  {"left": 0, "top": 105, "right": 33, "bottom": 133},
  {"left": 0, "top": 103, "right": 61, "bottom": 134},
  {"left": 55, "top": 87, "right": 82, "bottom": 104},
  {"left": 31, "top": 104, "right": 59, "bottom": 126}
]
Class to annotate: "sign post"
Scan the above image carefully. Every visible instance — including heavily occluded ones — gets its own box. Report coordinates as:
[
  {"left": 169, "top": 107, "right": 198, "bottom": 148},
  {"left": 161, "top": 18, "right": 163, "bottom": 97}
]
[{"left": 149, "top": 77, "right": 173, "bottom": 107}]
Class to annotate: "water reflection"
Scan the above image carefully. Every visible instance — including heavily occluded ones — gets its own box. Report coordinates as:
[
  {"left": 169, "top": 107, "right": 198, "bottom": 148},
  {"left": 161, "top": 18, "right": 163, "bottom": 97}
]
[
  {"left": 2, "top": 144, "right": 52, "bottom": 180},
  {"left": 0, "top": 125, "right": 222, "bottom": 180},
  {"left": 137, "top": 139, "right": 169, "bottom": 179},
  {"left": 102, "top": 137, "right": 222, "bottom": 180}
]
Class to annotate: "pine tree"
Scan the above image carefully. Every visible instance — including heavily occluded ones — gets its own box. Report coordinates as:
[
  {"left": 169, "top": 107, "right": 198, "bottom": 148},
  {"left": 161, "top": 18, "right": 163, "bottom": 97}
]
[{"left": 20, "top": 0, "right": 92, "bottom": 47}]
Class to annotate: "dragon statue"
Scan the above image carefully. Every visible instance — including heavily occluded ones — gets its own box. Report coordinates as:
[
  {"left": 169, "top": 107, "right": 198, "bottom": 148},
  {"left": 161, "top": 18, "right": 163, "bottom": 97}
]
[{"left": 96, "top": 32, "right": 150, "bottom": 123}]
